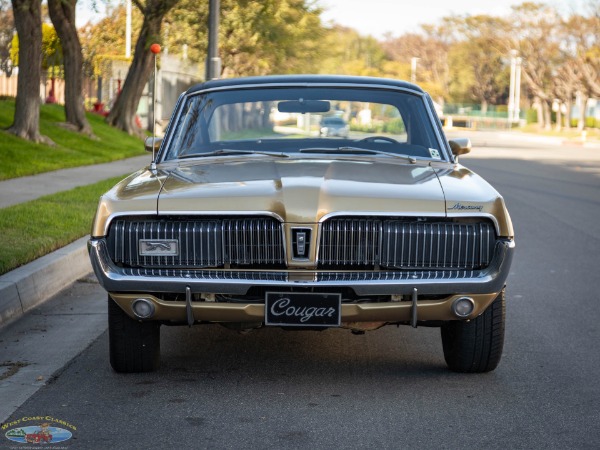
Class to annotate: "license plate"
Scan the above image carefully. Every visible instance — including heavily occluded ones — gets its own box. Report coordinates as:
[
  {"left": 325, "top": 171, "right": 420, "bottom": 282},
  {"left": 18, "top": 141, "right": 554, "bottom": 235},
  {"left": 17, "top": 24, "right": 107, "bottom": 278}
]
[{"left": 265, "top": 292, "right": 341, "bottom": 327}]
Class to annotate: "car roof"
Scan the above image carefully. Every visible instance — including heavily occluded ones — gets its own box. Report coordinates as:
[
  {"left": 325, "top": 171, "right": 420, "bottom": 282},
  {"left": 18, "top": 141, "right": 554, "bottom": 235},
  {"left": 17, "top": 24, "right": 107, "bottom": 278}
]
[{"left": 186, "top": 75, "right": 424, "bottom": 95}]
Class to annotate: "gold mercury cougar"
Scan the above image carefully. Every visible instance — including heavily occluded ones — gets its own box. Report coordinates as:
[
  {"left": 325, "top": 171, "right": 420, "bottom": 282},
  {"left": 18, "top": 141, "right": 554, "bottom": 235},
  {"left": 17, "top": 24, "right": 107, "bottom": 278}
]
[{"left": 89, "top": 75, "right": 515, "bottom": 373}]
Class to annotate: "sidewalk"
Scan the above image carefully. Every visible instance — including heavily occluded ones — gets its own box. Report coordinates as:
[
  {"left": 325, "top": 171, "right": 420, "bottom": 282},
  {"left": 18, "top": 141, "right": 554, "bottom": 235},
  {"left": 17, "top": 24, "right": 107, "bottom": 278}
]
[
  {"left": 0, "top": 154, "right": 151, "bottom": 328},
  {"left": 0, "top": 154, "right": 150, "bottom": 208}
]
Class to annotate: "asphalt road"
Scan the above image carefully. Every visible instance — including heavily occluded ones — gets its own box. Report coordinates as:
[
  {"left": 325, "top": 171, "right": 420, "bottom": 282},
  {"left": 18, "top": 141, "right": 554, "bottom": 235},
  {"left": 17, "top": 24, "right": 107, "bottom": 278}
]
[{"left": 2, "top": 133, "right": 600, "bottom": 449}]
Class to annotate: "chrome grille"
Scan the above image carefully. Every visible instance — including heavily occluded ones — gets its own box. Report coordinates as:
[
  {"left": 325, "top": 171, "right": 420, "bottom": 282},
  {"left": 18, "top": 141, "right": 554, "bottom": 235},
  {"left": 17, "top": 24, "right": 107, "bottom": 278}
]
[
  {"left": 107, "top": 217, "right": 284, "bottom": 268},
  {"left": 319, "top": 218, "right": 496, "bottom": 270},
  {"left": 320, "top": 219, "right": 381, "bottom": 266}
]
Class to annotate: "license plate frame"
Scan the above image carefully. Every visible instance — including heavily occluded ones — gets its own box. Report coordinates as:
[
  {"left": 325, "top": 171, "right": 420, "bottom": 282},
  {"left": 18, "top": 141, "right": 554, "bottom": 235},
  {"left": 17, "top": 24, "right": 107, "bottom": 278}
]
[{"left": 265, "top": 292, "right": 341, "bottom": 327}]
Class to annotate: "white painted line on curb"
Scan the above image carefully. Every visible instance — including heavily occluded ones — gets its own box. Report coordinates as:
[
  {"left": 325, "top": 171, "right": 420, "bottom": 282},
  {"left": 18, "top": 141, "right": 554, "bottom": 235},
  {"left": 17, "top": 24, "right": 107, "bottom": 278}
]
[{"left": 0, "top": 236, "right": 92, "bottom": 329}]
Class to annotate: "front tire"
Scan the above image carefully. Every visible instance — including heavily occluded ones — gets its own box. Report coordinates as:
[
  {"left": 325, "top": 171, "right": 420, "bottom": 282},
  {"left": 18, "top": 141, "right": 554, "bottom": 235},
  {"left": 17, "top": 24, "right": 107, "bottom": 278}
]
[
  {"left": 108, "top": 295, "right": 160, "bottom": 373},
  {"left": 441, "top": 289, "right": 505, "bottom": 373}
]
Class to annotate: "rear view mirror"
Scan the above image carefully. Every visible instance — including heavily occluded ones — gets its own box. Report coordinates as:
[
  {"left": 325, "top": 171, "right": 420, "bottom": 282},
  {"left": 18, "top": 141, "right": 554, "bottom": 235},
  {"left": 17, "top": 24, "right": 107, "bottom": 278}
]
[
  {"left": 144, "top": 137, "right": 163, "bottom": 153},
  {"left": 449, "top": 138, "right": 471, "bottom": 160},
  {"left": 278, "top": 100, "right": 330, "bottom": 114}
]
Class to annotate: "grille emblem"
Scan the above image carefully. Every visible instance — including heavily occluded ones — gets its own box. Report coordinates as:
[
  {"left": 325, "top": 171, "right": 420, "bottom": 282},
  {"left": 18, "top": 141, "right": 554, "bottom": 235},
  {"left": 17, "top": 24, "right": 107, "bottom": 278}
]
[
  {"left": 139, "top": 239, "right": 179, "bottom": 256},
  {"left": 292, "top": 228, "right": 311, "bottom": 260},
  {"left": 296, "top": 232, "right": 307, "bottom": 256}
]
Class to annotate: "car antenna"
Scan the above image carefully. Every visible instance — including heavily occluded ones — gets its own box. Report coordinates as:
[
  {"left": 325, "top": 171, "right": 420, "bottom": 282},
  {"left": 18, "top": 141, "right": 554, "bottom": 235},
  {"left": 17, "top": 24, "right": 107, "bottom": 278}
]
[{"left": 150, "top": 43, "right": 161, "bottom": 167}]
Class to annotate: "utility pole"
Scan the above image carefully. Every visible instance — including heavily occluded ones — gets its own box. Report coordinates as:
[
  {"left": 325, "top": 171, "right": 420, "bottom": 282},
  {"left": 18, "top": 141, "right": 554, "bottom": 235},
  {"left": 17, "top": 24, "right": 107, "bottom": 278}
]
[{"left": 206, "top": 0, "right": 221, "bottom": 80}]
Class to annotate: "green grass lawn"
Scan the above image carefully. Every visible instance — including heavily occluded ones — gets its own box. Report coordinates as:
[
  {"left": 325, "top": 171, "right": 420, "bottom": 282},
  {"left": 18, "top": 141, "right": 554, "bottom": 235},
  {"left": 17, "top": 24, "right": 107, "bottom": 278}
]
[
  {"left": 0, "top": 176, "right": 125, "bottom": 275},
  {"left": 0, "top": 100, "right": 145, "bottom": 181}
]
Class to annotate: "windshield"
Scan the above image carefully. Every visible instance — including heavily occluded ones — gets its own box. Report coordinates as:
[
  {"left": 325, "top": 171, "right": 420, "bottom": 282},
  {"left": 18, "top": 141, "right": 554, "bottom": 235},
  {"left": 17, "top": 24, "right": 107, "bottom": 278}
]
[{"left": 162, "top": 86, "right": 445, "bottom": 161}]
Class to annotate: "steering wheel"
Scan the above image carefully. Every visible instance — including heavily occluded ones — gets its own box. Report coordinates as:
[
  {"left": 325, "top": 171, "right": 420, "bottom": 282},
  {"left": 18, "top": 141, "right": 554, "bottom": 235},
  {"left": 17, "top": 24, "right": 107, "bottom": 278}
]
[{"left": 357, "top": 136, "right": 399, "bottom": 144}]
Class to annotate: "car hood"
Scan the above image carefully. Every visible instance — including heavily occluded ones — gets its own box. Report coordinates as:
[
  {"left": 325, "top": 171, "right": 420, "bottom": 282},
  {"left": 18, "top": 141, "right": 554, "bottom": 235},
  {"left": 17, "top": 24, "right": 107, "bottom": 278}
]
[{"left": 157, "top": 157, "right": 446, "bottom": 222}]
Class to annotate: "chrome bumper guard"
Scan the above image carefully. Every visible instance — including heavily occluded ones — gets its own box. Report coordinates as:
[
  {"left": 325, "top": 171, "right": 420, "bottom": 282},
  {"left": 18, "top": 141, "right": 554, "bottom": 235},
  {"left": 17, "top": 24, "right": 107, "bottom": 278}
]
[{"left": 88, "top": 238, "right": 514, "bottom": 296}]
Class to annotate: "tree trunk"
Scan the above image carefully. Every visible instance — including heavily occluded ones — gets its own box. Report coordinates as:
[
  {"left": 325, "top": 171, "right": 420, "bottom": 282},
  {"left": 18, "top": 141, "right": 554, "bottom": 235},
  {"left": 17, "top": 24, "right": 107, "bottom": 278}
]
[
  {"left": 555, "top": 104, "right": 562, "bottom": 132},
  {"left": 535, "top": 97, "right": 545, "bottom": 129},
  {"left": 577, "top": 94, "right": 589, "bottom": 131},
  {"left": 480, "top": 100, "right": 488, "bottom": 115},
  {"left": 7, "top": 0, "right": 47, "bottom": 143},
  {"left": 261, "top": 102, "right": 272, "bottom": 128},
  {"left": 106, "top": 17, "right": 159, "bottom": 135},
  {"left": 48, "top": 0, "right": 92, "bottom": 135},
  {"left": 106, "top": 0, "right": 180, "bottom": 136},
  {"left": 565, "top": 98, "right": 572, "bottom": 129},
  {"left": 543, "top": 101, "right": 552, "bottom": 131}
]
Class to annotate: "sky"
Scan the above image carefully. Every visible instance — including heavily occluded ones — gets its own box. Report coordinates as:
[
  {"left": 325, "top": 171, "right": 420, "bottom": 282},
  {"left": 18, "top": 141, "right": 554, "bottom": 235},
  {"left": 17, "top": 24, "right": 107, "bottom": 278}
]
[
  {"left": 76, "top": 0, "right": 587, "bottom": 38},
  {"left": 319, "top": 0, "right": 520, "bottom": 38},
  {"left": 319, "top": 0, "right": 584, "bottom": 38}
]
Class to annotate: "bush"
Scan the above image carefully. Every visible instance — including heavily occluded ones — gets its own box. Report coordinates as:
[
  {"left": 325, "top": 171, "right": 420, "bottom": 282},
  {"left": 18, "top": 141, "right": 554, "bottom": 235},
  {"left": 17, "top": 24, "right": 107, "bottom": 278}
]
[
  {"left": 569, "top": 117, "right": 599, "bottom": 128},
  {"left": 526, "top": 108, "right": 537, "bottom": 124},
  {"left": 350, "top": 119, "right": 405, "bottom": 135},
  {"left": 585, "top": 117, "right": 598, "bottom": 129},
  {"left": 382, "top": 118, "right": 405, "bottom": 134},
  {"left": 350, "top": 122, "right": 384, "bottom": 133}
]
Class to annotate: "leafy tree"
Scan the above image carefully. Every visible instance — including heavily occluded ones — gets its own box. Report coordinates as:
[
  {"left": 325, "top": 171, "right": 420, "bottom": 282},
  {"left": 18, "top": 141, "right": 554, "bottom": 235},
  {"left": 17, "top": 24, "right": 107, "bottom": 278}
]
[
  {"left": 506, "top": 3, "right": 563, "bottom": 129},
  {"left": 575, "top": 2, "right": 600, "bottom": 98},
  {"left": 0, "top": 0, "right": 14, "bottom": 76},
  {"left": 79, "top": 2, "right": 143, "bottom": 114},
  {"left": 7, "top": 0, "right": 50, "bottom": 143},
  {"left": 551, "top": 18, "right": 585, "bottom": 130},
  {"left": 48, "top": 0, "right": 92, "bottom": 134},
  {"left": 447, "top": 15, "right": 510, "bottom": 113},
  {"left": 382, "top": 21, "right": 454, "bottom": 104},
  {"left": 562, "top": 7, "right": 600, "bottom": 130},
  {"left": 10, "top": 22, "right": 62, "bottom": 69},
  {"left": 319, "top": 26, "right": 388, "bottom": 77},
  {"left": 221, "top": 0, "right": 325, "bottom": 76},
  {"left": 165, "top": 0, "right": 325, "bottom": 76},
  {"left": 106, "top": 0, "right": 181, "bottom": 135}
]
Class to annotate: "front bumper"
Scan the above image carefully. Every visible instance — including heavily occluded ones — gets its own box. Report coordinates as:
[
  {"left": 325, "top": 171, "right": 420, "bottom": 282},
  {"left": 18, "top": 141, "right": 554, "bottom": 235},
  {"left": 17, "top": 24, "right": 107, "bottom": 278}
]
[
  {"left": 108, "top": 291, "right": 500, "bottom": 324},
  {"left": 88, "top": 238, "right": 514, "bottom": 297}
]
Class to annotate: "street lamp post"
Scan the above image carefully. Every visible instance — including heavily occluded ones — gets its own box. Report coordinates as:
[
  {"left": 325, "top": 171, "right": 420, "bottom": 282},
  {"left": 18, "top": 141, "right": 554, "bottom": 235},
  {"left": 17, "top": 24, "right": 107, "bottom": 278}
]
[
  {"left": 411, "top": 57, "right": 419, "bottom": 83},
  {"left": 514, "top": 57, "right": 522, "bottom": 122},
  {"left": 508, "top": 50, "right": 521, "bottom": 124},
  {"left": 125, "top": 0, "right": 132, "bottom": 58},
  {"left": 508, "top": 50, "right": 517, "bottom": 123},
  {"left": 206, "top": 0, "right": 221, "bottom": 80}
]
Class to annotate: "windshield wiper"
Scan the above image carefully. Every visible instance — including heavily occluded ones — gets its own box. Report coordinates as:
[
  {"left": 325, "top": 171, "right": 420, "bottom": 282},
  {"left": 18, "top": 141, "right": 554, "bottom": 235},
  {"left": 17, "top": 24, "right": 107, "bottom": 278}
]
[
  {"left": 178, "top": 149, "right": 289, "bottom": 159},
  {"left": 299, "top": 146, "right": 417, "bottom": 163}
]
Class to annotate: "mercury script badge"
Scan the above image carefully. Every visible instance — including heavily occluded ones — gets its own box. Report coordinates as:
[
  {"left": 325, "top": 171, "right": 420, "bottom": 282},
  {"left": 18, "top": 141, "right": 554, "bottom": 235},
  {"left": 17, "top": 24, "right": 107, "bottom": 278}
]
[
  {"left": 448, "top": 202, "right": 483, "bottom": 212},
  {"left": 139, "top": 239, "right": 179, "bottom": 256}
]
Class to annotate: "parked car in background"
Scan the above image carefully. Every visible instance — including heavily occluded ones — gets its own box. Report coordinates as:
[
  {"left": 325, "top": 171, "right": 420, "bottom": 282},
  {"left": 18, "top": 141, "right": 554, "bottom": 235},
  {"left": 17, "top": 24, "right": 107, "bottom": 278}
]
[
  {"left": 89, "top": 75, "right": 514, "bottom": 374},
  {"left": 319, "top": 116, "right": 349, "bottom": 138}
]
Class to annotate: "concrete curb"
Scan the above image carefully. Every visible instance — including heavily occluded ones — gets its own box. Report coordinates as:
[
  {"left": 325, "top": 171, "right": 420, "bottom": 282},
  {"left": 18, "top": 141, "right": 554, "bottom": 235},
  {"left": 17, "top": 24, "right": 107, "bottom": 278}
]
[{"left": 0, "top": 236, "right": 92, "bottom": 328}]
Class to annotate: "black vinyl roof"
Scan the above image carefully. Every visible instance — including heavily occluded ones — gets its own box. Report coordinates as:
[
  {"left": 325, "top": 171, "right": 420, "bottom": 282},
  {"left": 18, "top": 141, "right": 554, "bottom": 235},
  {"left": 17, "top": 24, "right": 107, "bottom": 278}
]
[{"left": 186, "top": 75, "right": 424, "bottom": 94}]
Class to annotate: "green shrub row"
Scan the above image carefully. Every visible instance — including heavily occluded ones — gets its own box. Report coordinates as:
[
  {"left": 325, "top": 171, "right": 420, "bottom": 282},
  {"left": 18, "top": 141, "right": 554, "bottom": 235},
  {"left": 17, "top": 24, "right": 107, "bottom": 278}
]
[{"left": 349, "top": 118, "right": 405, "bottom": 134}]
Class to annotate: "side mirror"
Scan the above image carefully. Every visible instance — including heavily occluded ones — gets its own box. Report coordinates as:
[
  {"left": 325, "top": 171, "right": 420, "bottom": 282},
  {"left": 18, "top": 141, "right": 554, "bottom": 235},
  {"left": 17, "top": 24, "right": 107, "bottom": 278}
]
[
  {"left": 144, "top": 137, "right": 163, "bottom": 153},
  {"left": 449, "top": 138, "right": 471, "bottom": 161}
]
